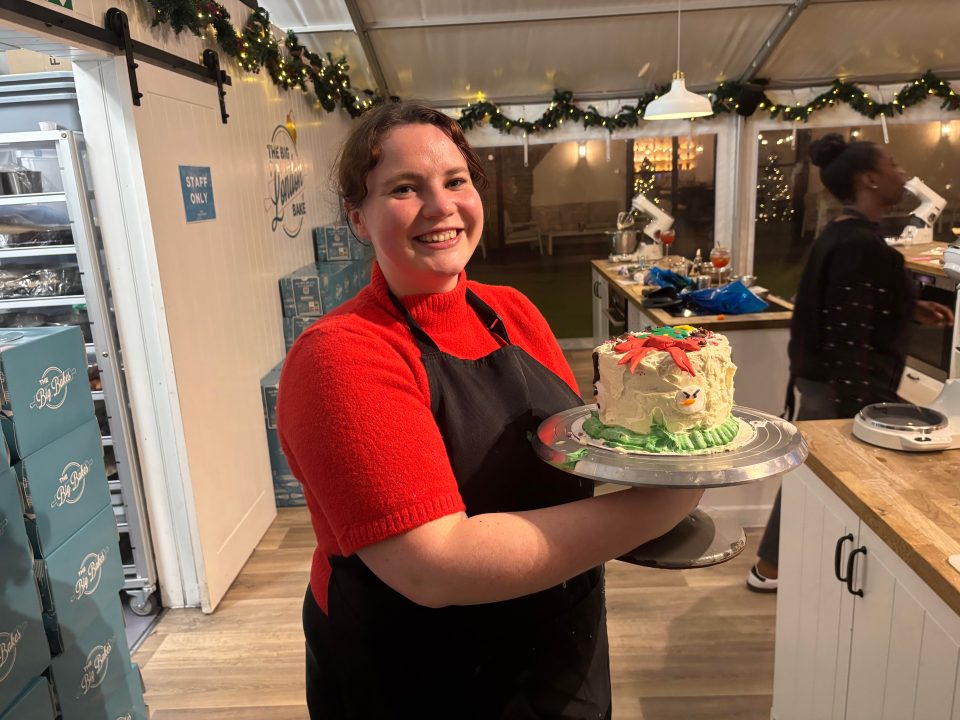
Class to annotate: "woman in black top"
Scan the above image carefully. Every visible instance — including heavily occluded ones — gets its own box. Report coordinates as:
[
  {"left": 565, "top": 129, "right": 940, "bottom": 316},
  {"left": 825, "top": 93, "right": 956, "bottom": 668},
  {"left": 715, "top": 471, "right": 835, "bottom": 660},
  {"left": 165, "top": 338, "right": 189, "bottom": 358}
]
[{"left": 747, "top": 133, "right": 954, "bottom": 592}]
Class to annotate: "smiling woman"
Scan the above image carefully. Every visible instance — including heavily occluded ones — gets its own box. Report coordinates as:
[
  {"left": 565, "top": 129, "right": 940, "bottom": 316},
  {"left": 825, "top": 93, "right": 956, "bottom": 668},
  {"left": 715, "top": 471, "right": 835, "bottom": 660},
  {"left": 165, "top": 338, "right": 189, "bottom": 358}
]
[
  {"left": 276, "top": 100, "right": 705, "bottom": 720},
  {"left": 347, "top": 123, "right": 484, "bottom": 295}
]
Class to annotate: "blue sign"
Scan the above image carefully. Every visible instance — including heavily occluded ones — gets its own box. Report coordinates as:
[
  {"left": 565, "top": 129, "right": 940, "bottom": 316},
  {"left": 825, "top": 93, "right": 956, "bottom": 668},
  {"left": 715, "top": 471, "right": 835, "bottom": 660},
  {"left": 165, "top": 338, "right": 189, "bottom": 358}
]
[{"left": 179, "top": 165, "right": 216, "bottom": 223}]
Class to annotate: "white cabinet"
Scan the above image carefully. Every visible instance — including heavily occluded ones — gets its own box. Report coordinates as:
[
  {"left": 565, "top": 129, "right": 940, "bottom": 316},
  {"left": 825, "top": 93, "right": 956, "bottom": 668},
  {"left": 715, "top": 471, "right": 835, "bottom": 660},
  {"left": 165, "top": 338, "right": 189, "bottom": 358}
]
[{"left": 773, "top": 464, "right": 960, "bottom": 720}]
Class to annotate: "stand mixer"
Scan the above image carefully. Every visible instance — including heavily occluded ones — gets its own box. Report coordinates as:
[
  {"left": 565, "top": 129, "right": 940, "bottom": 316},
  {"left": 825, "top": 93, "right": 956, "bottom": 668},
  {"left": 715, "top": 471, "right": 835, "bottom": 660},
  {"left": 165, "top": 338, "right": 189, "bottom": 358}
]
[{"left": 609, "top": 193, "right": 674, "bottom": 264}]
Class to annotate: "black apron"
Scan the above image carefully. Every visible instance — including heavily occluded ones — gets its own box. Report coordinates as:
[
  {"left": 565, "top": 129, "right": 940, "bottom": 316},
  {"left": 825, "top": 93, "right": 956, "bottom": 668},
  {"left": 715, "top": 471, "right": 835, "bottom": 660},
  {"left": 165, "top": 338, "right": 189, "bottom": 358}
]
[{"left": 303, "top": 288, "right": 611, "bottom": 719}]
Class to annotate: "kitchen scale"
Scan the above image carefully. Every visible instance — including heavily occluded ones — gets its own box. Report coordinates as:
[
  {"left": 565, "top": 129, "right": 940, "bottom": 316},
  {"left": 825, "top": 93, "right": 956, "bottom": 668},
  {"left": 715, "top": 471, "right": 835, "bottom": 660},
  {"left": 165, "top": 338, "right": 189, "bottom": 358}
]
[
  {"left": 855, "top": 238, "right": 960, "bottom": 452},
  {"left": 852, "top": 379, "right": 960, "bottom": 452},
  {"left": 534, "top": 405, "right": 808, "bottom": 568}
]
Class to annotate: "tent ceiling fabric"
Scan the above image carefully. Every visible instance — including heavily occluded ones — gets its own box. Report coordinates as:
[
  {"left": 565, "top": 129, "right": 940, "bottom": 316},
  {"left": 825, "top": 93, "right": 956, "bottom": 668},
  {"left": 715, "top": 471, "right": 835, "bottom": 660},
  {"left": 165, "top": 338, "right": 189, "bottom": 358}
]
[
  {"left": 758, "top": 0, "right": 960, "bottom": 85},
  {"left": 367, "top": 8, "right": 783, "bottom": 103},
  {"left": 258, "top": 0, "right": 960, "bottom": 105}
]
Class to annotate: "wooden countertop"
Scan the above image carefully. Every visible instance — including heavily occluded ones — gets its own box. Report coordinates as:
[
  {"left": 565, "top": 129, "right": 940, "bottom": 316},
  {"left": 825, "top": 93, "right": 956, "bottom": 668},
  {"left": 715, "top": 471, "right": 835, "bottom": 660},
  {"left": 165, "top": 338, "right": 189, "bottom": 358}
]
[
  {"left": 894, "top": 241, "right": 948, "bottom": 278},
  {"left": 591, "top": 259, "right": 794, "bottom": 331},
  {"left": 799, "top": 419, "right": 960, "bottom": 615}
]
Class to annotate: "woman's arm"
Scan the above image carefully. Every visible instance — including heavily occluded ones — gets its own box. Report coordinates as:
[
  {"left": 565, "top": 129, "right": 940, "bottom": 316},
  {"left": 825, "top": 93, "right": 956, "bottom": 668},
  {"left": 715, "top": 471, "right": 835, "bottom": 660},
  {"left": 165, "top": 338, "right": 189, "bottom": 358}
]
[
  {"left": 914, "top": 299, "right": 954, "bottom": 328},
  {"left": 357, "top": 486, "right": 703, "bottom": 608}
]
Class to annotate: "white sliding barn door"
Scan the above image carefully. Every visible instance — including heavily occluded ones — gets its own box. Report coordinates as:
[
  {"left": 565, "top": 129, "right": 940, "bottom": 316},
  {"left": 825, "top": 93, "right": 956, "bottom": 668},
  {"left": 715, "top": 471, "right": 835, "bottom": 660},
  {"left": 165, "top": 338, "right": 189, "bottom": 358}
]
[{"left": 127, "top": 61, "right": 343, "bottom": 611}]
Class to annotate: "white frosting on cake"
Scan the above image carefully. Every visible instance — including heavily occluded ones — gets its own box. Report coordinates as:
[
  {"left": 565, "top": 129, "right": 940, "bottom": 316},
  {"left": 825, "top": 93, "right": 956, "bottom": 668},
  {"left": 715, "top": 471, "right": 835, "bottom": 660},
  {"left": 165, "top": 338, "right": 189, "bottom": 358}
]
[{"left": 594, "top": 329, "right": 736, "bottom": 434}]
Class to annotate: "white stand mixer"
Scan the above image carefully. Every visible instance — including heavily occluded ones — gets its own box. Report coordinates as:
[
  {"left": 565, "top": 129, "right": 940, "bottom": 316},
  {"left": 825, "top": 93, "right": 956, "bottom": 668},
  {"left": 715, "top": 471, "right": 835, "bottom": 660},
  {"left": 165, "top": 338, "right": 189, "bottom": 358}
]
[{"left": 609, "top": 193, "right": 674, "bottom": 264}]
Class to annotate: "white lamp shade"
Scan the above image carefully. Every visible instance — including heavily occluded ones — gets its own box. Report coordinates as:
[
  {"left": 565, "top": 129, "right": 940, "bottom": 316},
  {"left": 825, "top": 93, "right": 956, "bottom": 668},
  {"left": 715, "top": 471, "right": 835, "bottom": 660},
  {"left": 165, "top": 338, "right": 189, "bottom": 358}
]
[{"left": 644, "top": 75, "right": 714, "bottom": 121}]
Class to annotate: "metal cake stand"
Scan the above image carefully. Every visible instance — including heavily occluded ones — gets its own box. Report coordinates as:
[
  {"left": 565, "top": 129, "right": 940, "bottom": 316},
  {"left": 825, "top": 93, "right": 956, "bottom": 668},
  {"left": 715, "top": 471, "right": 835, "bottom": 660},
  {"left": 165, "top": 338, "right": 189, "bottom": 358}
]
[{"left": 533, "top": 405, "right": 809, "bottom": 568}]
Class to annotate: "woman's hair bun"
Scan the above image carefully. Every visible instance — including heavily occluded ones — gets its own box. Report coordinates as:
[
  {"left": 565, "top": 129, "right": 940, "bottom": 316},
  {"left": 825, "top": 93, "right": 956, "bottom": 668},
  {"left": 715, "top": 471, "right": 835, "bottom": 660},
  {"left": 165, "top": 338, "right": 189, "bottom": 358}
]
[{"left": 809, "top": 133, "right": 847, "bottom": 168}]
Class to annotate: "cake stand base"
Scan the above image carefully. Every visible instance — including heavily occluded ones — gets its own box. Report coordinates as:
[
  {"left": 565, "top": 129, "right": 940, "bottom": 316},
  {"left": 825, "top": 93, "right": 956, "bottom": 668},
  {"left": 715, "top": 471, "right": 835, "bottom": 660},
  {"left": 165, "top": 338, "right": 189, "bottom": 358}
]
[{"left": 615, "top": 507, "right": 745, "bottom": 569}]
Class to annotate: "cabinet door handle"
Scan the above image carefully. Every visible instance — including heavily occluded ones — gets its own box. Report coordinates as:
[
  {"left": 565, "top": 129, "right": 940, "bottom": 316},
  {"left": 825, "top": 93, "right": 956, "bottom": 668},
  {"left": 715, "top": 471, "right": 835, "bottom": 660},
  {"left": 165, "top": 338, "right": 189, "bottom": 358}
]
[
  {"left": 593, "top": 281, "right": 599, "bottom": 298},
  {"left": 905, "top": 372, "right": 920, "bottom": 382},
  {"left": 834, "top": 533, "right": 854, "bottom": 582},
  {"left": 845, "top": 546, "right": 867, "bottom": 597}
]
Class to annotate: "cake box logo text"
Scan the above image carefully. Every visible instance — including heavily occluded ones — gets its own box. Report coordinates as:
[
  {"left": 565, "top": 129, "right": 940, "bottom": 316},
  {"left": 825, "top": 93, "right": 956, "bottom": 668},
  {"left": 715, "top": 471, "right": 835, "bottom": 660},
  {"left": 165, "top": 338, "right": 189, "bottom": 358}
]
[
  {"left": 265, "top": 125, "right": 306, "bottom": 239},
  {"left": 80, "top": 641, "right": 112, "bottom": 694},
  {"left": 73, "top": 547, "right": 109, "bottom": 601},
  {"left": 30, "top": 365, "right": 76, "bottom": 411},
  {"left": 0, "top": 624, "right": 25, "bottom": 683},
  {"left": 52, "top": 458, "right": 93, "bottom": 508}
]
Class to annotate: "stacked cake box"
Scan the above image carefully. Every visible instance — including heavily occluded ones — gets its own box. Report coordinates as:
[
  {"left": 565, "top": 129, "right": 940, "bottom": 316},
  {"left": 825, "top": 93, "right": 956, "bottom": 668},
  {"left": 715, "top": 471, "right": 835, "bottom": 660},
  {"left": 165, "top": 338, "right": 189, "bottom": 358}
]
[
  {"left": 259, "top": 364, "right": 301, "bottom": 507},
  {"left": 0, "top": 328, "right": 147, "bottom": 719},
  {"left": 0, "top": 464, "right": 53, "bottom": 716},
  {"left": 265, "top": 225, "right": 374, "bottom": 508}
]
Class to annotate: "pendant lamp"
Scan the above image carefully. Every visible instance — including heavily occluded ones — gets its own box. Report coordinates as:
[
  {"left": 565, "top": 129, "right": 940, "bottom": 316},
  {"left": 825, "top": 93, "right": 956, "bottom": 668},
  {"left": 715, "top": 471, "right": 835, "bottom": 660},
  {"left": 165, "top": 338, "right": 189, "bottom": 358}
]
[{"left": 644, "top": 0, "right": 713, "bottom": 121}]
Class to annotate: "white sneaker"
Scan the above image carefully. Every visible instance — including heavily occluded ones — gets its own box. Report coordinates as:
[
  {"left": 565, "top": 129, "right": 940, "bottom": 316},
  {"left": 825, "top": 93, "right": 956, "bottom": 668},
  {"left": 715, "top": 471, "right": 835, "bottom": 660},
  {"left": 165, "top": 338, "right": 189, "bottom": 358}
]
[{"left": 746, "top": 564, "right": 778, "bottom": 593}]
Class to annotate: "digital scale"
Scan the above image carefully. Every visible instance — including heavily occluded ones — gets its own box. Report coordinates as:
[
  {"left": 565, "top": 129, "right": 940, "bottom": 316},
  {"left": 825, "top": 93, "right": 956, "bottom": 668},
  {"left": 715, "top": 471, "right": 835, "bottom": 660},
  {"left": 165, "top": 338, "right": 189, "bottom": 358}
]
[
  {"left": 852, "top": 380, "right": 960, "bottom": 452},
  {"left": 852, "top": 240, "right": 960, "bottom": 452},
  {"left": 533, "top": 405, "right": 808, "bottom": 569}
]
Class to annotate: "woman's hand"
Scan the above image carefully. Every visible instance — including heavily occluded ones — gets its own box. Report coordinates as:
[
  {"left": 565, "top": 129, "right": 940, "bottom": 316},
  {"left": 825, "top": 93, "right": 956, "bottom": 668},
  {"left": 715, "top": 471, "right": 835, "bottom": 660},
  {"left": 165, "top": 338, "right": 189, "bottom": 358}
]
[{"left": 914, "top": 300, "right": 955, "bottom": 328}]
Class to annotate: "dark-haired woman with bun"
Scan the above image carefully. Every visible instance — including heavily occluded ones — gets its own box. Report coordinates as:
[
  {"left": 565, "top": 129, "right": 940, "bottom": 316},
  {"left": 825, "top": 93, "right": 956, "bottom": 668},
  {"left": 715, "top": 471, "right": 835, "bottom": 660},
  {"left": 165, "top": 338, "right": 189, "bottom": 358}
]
[{"left": 747, "top": 132, "right": 954, "bottom": 593}]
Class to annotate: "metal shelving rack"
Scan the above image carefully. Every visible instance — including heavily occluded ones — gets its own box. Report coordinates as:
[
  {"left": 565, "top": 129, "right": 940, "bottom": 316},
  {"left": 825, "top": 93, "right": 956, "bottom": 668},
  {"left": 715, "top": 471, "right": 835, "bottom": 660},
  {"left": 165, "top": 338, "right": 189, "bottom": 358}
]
[{"left": 0, "top": 130, "right": 158, "bottom": 614}]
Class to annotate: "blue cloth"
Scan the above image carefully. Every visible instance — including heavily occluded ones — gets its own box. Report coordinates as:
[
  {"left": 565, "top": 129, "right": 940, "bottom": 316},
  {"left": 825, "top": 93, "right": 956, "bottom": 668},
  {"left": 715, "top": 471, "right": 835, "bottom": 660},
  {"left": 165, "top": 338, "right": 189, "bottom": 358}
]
[
  {"left": 647, "top": 266, "right": 694, "bottom": 291},
  {"left": 685, "top": 279, "right": 768, "bottom": 314}
]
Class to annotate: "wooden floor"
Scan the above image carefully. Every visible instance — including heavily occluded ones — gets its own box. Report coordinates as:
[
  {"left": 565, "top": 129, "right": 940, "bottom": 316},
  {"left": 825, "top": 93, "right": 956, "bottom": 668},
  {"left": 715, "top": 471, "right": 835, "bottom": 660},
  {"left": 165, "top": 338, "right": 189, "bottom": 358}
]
[{"left": 134, "top": 349, "right": 777, "bottom": 719}]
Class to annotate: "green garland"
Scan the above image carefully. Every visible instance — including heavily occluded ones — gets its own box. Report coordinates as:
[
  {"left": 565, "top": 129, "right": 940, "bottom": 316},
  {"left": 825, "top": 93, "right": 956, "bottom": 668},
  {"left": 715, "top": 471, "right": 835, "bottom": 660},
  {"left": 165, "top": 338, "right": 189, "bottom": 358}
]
[
  {"left": 458, "top": 72, "right": 960, "bottom": 136},
  {"left": 145, "top": 0, "right": 379, "bottom": 117},
  {"left": 140, "top": 0, "right": 959, "bottom": 131}
]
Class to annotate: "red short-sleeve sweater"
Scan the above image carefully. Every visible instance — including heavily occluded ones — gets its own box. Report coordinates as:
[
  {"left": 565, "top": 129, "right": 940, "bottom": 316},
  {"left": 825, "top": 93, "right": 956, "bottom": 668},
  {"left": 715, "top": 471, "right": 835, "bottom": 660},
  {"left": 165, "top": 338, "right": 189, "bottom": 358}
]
[{"left": 277, "top": 263, "right": 579, "bottom": 612}]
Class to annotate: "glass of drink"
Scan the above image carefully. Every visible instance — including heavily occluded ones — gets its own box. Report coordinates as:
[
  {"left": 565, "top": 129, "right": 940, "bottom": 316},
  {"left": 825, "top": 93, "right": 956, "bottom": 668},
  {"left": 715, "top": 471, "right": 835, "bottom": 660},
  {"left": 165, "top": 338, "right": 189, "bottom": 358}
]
[
  {"left": 709, "top": 246, "right": 731, "bottom": 285},
  {"left": 660, "top": 228, "right": 676, "bottom": 262}
]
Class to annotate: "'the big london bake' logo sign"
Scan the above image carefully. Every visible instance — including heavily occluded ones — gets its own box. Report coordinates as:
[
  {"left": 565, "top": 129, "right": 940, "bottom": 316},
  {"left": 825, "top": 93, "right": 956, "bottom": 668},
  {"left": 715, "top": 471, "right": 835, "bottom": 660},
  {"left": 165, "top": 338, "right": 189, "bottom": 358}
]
[
  {"left": 29, "top": 365, "right": 75, "bottom": 411},
  {"left": 265, "top": 116, "right": 306, "bottom": 239}
]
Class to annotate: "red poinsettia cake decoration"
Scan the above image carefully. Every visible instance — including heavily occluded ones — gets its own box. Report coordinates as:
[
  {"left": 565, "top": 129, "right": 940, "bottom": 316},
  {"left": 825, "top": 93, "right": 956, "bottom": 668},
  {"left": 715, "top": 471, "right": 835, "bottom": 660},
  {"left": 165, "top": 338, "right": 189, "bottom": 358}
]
[{"left": 614, "top": 332, "right": 704, "bottom": 376}]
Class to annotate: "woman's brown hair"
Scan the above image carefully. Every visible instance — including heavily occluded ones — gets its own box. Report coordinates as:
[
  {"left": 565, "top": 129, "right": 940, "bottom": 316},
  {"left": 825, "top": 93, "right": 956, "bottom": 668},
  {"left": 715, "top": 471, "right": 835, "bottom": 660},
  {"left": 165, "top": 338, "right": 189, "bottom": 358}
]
[{"left": 335, "top": 101, "right": 488, "bottom": 210}]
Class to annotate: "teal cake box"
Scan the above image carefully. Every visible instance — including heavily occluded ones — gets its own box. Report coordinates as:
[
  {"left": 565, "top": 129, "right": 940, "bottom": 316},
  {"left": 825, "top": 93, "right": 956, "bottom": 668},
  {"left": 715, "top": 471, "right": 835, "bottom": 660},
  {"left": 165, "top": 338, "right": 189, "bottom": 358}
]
[
  {"left": 278, "top": 267, "right": 324, "bottom": 318},
  {"left": 313, "top": 226, "right": 351, "bottom": 262},
  {"left": 18, "top": 418, "right": 110, "bottom": 558},
  {"left": 282, "top": 316, "right": 314, "bottom": 353},
  {"left": 48, "top": 600, "right": 132, "bottom": 719},
  {"left": 0, "top": 328, "right": 94, "bottom": 463},
  {"left": 0, "top": 677, "right": 56, "bottom": 720},
  {"left": 101, "top": 664, "right": 148, "bottom": 720},
  {"left": 260, "top": 363, "right": 282, "bottom": 430},
  {"left": 35, "top": 505, "right": 125, "bottom": 654},
  {"left": 0, "top": 467, "right": 52, "bottom": 713}
]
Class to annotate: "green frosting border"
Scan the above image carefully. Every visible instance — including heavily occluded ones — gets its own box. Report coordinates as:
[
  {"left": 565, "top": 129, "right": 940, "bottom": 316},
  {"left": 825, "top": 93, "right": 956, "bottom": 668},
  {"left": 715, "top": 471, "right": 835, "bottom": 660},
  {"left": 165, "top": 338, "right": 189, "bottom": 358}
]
[{"left": 582, "top": 411, "right": 741, "bottom": 454}]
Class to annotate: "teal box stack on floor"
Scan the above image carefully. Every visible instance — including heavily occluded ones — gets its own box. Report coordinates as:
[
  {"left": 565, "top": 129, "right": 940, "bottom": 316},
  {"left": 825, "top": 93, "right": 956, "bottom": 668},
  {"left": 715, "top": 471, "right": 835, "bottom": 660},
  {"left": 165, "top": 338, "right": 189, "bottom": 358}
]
[
  {"left": 259, "top": 364, "right": 301, "bottom": 507},
  {"left": 0, "top": 466, "right": 53, "bottom": 717},
  {"left": 266, "top": 226, "right": 375, "bottom": 508},
  {"left": 0, "top": 328, "right": 147, "bottom": 719}
]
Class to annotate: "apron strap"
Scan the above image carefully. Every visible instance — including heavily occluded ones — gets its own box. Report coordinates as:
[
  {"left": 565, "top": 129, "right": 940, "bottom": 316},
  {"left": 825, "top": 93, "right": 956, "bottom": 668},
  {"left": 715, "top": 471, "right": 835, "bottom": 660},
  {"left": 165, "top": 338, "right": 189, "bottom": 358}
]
[
  {"left": 385, "top": 286, "right": 512, "bottom": 354},
  {"left": 385, "top": 289, "right": 441, "bottom": 353},
  {"left": 465, "top": 288, "right": 511, "bottom": 345}
]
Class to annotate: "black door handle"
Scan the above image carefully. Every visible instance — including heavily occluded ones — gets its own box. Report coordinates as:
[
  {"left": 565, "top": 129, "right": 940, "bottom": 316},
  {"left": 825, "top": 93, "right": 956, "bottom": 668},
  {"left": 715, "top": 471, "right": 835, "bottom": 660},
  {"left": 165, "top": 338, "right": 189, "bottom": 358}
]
[
  {"left": 834, "top": 533, "right": 854, "bottom": 582},
  {"left": 846, "top": 546, "right": 867, "bottom": 597}
]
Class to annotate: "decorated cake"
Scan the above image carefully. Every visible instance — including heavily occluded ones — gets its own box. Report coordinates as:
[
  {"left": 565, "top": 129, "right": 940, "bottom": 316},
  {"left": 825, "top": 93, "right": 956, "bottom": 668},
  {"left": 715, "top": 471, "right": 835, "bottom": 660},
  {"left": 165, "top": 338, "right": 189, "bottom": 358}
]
[{"left": 585, "top": 326, "right": 741, "bottom": 454}]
